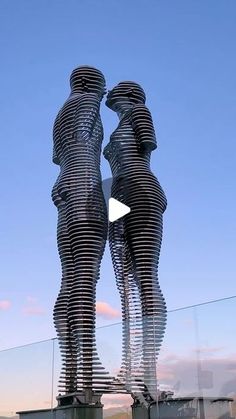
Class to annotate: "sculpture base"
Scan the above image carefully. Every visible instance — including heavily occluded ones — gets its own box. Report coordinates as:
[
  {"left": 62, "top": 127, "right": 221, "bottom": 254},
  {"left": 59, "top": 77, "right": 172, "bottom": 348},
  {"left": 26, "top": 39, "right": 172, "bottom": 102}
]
[
  {"left": 131, "top": 402, "right": 158, "bottom": 419},
  {"left": 132, "top": 397, "right": 234, "bottom": 419},
  {"left": 17, "top": 405, "right": 103, "bottom": 419}
]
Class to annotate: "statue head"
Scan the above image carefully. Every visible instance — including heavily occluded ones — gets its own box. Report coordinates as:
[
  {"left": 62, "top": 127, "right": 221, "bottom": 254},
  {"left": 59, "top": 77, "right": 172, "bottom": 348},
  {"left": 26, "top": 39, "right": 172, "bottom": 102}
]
[
  {"left": 70, "top": 65, "right": 106, "bottom": 98},
  {"left": 106, "top": 81, "right": 146, "bottom": 111}
]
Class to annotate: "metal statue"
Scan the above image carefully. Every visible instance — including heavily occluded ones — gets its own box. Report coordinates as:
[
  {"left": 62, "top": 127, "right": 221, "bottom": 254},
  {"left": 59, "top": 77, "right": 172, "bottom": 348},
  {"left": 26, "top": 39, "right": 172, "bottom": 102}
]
[
  {"left": 52, "top": 65, "right": 110, "bottom": 404},
  {"left": 104, "top": 81, "right": 167, "bottom": 404}
]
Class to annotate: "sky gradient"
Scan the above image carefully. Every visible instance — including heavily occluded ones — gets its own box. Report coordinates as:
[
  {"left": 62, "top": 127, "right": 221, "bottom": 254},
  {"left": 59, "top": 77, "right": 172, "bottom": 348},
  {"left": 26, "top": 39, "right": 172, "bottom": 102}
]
[{"left": 0, "top": 0, "right": 235, "bottom": 351}]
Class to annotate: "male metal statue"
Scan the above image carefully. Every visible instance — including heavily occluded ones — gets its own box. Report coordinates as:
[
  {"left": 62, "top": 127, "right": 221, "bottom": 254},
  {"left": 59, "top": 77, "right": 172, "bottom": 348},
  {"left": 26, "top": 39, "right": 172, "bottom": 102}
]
[
  {"left": 52, "top": 66, "right": 110, "bottom": 404},
  {"left": 104, "top": 82, "right": 167, "bottom": 404}
]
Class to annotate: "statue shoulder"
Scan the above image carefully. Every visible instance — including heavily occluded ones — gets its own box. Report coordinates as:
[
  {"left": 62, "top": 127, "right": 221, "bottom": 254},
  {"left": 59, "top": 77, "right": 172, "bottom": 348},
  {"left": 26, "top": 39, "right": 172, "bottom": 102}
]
[
  {"left": 131, "top": 104, "right": 153, "bottom": 121},
  {"left": 131, "top": 104, "right": 157, "bottom": 152}
]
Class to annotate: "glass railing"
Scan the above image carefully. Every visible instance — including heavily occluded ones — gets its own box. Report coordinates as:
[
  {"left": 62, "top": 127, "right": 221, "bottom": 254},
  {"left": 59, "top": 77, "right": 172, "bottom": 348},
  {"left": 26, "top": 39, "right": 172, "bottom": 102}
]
[
  {"left": 0, "top": 338, "right": 54, "bottom": 415},
  {"left": 0, "top": 296, "right": 235, "bottom": 418}
]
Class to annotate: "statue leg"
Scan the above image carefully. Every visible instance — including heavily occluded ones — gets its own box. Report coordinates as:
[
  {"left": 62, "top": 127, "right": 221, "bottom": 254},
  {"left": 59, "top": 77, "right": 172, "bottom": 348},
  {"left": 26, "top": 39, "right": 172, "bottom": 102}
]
[
  {"left": 124, "top": 211, "right": 167, "bottom": 401},
  {"left": 109, "top": 218, "right": 144, "bottom": 395},
  {"left": 53, "top": 205, "right": 78, "bottom": 394},
  {"left": 109, "top": 219, "right": 131, "bottom": 388},
  {"left": 66, "top": 216, "right": 110, "bottom": 397}
]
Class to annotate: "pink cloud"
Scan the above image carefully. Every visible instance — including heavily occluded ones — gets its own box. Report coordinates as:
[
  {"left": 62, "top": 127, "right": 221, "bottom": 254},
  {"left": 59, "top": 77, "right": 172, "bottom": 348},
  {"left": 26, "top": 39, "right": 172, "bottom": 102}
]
[
  {"left": 157, "top": 352, "right": 236, "bottom": 397},
  {"left": 102, "top": 393, "right": 132, "bottom": 410},
  {"left": 0, "top": 300, "right": 11, "bottom": 310},
  {"left": 193, "top": 346, "right": 225, "bottom": 355},
  {"left": 23, "top": 306, "right": 45, "bottom": 316},
  {"left": 157, "top": 363, "right": 176, "bottom": 381},
  {"left": 22, "top": 296, "right": 45, "bottom": 316},
  {"left": 26, "top": 296, "right": 37, "bottom": 304},
  {"left": 96, "top": 301, "right": 121, "bottom": 320}
]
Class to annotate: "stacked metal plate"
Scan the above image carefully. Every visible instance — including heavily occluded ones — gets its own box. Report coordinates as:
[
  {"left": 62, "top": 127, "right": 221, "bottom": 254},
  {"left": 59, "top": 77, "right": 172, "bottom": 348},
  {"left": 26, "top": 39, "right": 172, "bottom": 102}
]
[
  {"left": 104, "top": 81, "right": 167, "bottom": 404},
  {"left": 52, "top": 66, "right": 112, "bottom": 400}
]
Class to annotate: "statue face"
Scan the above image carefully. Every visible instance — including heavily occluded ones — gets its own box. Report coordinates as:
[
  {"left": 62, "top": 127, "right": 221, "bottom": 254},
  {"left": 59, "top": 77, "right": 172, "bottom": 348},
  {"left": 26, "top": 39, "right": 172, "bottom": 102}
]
[
  {"left": 106, "top": 81, "right": 146, "bottom": 110},
  {"left": 70, "top": 66, "right": 106, "bottom": 97},
  {"left": 106, "top": 84, "right": 131, "bottom": 110}
]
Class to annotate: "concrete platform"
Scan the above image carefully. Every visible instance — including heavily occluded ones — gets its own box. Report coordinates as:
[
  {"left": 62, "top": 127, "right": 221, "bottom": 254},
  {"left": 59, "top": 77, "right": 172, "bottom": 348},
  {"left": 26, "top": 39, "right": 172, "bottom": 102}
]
[
  {"left": 132, "top": 397, "right": 234, "bottom": 419},
  {"left": 17, "top": 405, "right": 103, "bottom": 419},
  {"left": 17, "top": 396, "right": 235, "bottom": 419}
]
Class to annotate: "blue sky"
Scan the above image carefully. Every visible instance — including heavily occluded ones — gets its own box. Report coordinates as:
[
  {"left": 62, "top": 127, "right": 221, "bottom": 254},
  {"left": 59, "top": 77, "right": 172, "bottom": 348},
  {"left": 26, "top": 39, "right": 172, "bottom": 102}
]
[{"left": 0, "top": 0, "right": 236, "bottom": 350}]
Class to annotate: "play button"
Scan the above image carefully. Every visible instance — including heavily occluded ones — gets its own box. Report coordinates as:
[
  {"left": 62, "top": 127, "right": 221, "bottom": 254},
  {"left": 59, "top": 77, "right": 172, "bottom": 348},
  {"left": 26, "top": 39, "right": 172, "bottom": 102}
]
[{"left": 108, "top": 198, "right": 131, "bottom": 222}]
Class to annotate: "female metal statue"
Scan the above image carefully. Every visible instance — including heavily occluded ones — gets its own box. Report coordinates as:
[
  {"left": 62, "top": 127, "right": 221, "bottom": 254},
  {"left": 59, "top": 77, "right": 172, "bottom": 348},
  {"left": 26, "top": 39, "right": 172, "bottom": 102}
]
[
  {"left": 104, "top": 82, "right": 167, "bottom": 404},
  {"left": 52, "top": 66, "right": 110, "bottom": 403}
]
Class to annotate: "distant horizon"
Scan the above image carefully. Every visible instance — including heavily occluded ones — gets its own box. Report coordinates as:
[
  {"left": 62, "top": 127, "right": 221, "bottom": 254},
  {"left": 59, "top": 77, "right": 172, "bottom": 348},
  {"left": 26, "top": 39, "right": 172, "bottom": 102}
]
[{"left": 1, "top": 0, "right": 235, "bottom": 346}]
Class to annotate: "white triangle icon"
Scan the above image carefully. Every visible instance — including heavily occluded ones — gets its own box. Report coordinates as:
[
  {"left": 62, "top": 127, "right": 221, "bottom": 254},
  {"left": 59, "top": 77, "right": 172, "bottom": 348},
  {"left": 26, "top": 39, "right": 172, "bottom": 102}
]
[{"left": 108, "top": 198, "right": 131, "bottom": 222}]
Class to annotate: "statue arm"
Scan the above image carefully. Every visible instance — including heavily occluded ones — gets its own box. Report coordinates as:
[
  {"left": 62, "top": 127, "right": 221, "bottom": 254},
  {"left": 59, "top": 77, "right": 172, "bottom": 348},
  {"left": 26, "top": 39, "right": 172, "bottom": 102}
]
[
  {"left": 52, "top": 115, "right": 60, "bottom": 165},
  {"left": 73, "top": 93, "right": 101, "bottom": 141},
  {"left": 53, "top": 145, "right": 60, "bottom": 165},
  {"left": 131, "top": 104, "right": 157, "bottom": 152}
]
